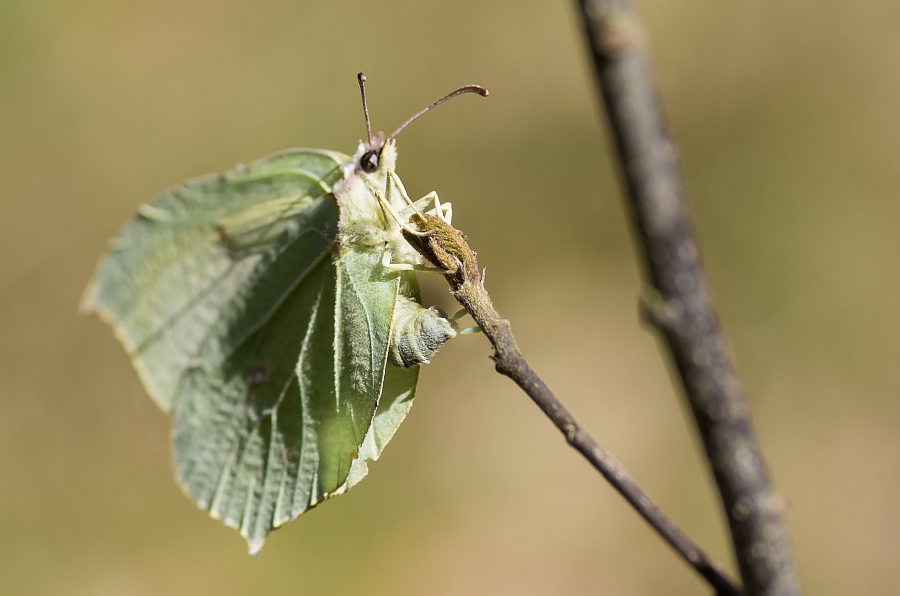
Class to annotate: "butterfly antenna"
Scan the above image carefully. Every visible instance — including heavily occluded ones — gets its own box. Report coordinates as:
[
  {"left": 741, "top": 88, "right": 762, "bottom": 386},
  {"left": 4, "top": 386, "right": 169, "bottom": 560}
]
[
  {"left": 358, "top": 72, "right": 373, "bottom": 146},
  {"left": 387, "top": 85, "right": 489, "bottom": 142}
]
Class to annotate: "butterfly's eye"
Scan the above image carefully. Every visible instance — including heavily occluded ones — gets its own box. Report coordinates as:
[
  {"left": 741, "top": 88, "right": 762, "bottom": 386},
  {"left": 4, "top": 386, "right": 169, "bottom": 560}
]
[{"left": 360, "top": 150, "right": 379, "bottom": 173}]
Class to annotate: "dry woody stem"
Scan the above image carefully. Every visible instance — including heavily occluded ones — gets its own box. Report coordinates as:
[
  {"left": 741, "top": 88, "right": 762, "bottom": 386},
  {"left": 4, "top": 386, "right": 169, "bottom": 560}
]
[
  {"left": 404, "top": 214, "right": 739, "bottom": 596},
  {"left": 575, "top": 1, "right": 803, "bottom": 595}
]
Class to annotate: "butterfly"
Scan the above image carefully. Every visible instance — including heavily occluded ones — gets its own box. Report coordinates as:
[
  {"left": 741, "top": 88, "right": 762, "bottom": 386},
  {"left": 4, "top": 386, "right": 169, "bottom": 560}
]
[{"left": 81, "top": 73, "right": 487, "bottom": 552}]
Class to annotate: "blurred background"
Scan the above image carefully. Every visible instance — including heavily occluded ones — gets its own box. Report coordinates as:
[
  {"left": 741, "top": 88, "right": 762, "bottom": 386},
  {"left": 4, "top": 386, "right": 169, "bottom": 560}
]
[{"left": 2, "top": 0, "right": 899, "bottom": 594}]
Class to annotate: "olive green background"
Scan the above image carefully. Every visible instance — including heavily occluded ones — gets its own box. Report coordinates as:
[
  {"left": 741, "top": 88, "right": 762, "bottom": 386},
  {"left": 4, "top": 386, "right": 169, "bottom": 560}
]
[{"left": 2, "top": 0, "right": 898, "bottom": 594}]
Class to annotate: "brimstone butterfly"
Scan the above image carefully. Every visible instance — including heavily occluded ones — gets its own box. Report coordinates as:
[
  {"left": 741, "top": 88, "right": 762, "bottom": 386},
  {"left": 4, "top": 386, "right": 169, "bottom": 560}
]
[{"left": 81, "top": 73, "right": 487, "bottom": 552}]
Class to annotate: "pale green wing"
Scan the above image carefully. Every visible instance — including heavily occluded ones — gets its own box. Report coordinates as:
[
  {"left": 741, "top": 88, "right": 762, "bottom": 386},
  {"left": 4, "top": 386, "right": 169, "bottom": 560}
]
[
  {"left": 82, "top": 149, "right": 349, "bottom": 411},
  {"left": 344, "top": 274, "right": 421, "bottom": 490},
  {"left": 83, "top": 149, "right": 423, "bottom": 551},
  {"left": 172, "top": 250, "right": 417, "bottom": 551}
]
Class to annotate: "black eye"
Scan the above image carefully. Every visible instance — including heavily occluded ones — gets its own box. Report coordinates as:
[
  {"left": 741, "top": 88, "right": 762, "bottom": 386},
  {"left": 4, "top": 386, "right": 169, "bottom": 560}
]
[{"left": 360, "top": 150, "right": 379, "bottom": 173}]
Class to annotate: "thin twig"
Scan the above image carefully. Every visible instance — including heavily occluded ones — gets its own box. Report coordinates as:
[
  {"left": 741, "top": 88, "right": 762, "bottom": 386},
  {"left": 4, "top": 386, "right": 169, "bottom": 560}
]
[
  {"left": 573, "top": 1, "right": 802, "bottom": 595},
  {"left": 403, "top": 214, "right": 740, "bottom": 596}
]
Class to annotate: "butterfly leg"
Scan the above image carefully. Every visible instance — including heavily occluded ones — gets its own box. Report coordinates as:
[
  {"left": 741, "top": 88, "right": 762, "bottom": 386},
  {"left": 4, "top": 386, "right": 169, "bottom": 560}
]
[
  {"left": 401, "top": 192, "right": 451, "bottom": 225},
  {"left": 380, "top": 243, "right": 451, "bottom": 274},
  {"left": 380, "top": 249, "right": 449, "bottom": 274},
  {"left": 379, "top": 170, "right": 454, "bottom": 274},
  {"left": 374, "top": 189, "right": 430, "bottom": 237},
  {"left": 425, "top": 195, "right": 452, "bottom": 224},
  {"left": 387, "top": 170, "right": 450, "bottom": 223},
  {"left": 434, "top": 201, "right": 453, "bottom": 224},
  {"left": 385, "top": 169, "right": 419, "bottom": 213},
  {"left": 388, "top": 186, "right": 452, "bottom": 228}
]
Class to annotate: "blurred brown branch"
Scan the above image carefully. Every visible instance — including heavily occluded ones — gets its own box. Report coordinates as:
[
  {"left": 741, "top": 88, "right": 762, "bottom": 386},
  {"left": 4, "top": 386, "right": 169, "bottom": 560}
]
[
  {"left": 574, "top": 1, "right": 802, "bottom": 594},
  {"left": 403, "top": 213, "right": 739, "bottom": 596}
]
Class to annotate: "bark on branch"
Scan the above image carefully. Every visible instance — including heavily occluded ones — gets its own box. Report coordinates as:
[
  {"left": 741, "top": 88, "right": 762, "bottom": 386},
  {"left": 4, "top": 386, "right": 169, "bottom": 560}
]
[{"left": 574, "top": 1, "right": 802, "bottom": 594}]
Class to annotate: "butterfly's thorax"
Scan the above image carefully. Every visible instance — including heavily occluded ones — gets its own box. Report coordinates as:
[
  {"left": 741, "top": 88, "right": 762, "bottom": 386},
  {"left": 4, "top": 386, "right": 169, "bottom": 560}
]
[
  {"left": 334, "top": 140, "right": 423, "bottom": 268},
  {"left": 334, "top": 172, "right": 391, "bottom": 252}
]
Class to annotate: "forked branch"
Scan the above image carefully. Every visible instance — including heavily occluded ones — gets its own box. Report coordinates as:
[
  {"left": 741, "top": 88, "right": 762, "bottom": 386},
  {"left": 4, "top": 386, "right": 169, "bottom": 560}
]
[{"left": 403, "top": 213, "right": 740, "bottom": 596}]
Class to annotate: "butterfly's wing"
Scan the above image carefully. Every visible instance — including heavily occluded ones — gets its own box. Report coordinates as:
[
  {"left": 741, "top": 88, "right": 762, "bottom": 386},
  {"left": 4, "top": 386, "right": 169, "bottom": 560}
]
[
  {"left": 172, "top": 249, "right": 408, "bottom": 552},
  {"left": 344, "top": 272, "right": 421, "bottom": 489},
  {"left": 83, "top": 149, "right": 420, "bottom": 551},
  {"left": 82, "top": 149, "right": 348, "bottom": 411}
]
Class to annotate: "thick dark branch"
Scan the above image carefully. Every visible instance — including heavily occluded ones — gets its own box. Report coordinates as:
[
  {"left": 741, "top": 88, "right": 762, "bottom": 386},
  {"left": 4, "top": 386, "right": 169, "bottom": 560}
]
[
  {"left": 404, "top": 214, "right": 739, "bottom": 596},
  {"left": 574, "top": 1, "right": 802, "bottom": 594}
]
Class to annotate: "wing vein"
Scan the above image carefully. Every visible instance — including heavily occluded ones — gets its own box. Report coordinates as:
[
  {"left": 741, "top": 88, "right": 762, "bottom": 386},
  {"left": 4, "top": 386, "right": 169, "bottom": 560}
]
[{"left": 296, "top": 285, "right": 326, "bottom": 510}]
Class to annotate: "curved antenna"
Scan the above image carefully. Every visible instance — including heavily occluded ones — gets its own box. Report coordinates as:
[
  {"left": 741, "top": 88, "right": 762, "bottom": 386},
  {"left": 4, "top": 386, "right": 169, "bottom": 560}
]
[
  {"left": 387, "top": 85, "right": 489, "bottom": 142},
  {"left": 357, "top": 72, "right": 373, "bottom": 146}
]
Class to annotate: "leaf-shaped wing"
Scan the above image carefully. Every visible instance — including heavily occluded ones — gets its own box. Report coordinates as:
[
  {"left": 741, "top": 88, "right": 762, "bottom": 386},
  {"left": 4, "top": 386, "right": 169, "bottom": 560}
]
[
  {"left": 84, "top": 149, "right": 423, "bottom": 551},
  {"left": 82, "top": 149, "right": 347, "bottom": 411},
  {"left": 172, "top": 251, "right": 414, "bottom": 551}
]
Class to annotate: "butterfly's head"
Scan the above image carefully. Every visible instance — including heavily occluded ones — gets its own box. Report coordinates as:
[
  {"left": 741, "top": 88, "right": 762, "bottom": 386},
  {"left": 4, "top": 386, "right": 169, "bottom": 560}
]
[
  {"left": 355, "top": 132, "right": 396, "bottom": 176},
  {"left": 352, "top": 135, "right": 397, "bottom": 181}
]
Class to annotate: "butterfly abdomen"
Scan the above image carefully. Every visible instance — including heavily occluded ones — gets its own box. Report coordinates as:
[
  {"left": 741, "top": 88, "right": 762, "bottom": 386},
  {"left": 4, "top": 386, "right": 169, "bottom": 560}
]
[{"left": 388, "top": 295, "right": 456, "bottom": 368}]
